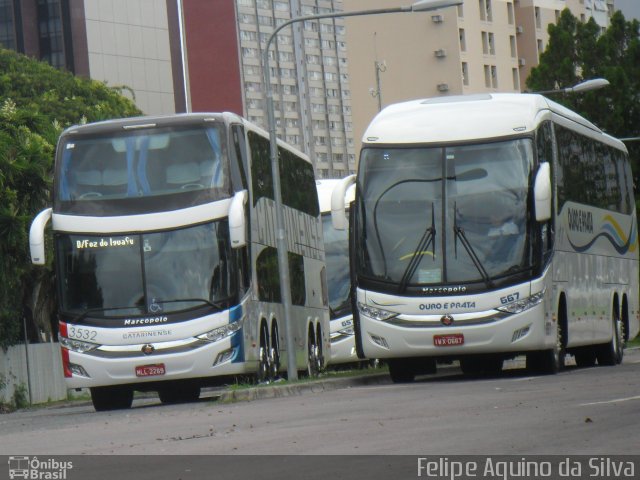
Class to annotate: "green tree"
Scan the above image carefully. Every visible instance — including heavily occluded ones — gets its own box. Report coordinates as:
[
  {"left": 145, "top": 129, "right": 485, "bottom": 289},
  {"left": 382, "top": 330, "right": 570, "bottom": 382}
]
[
  {"left": 0, "top": 48, "right": 141, "bottom": 347},
  {"left": 526, "top": 9, "right": 640, "bottom": 211}
]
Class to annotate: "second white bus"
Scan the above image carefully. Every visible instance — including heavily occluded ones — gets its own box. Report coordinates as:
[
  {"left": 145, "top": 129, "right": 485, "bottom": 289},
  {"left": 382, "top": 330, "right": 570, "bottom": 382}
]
[{"left": 332, "top": 93, "right": 639, "bottom": 382}]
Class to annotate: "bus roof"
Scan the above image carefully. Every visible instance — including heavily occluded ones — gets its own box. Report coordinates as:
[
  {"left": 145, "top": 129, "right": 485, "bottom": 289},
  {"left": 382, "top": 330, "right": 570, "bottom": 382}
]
[{"left": 362, "top": 93, "right": 619, "bottom": 146}]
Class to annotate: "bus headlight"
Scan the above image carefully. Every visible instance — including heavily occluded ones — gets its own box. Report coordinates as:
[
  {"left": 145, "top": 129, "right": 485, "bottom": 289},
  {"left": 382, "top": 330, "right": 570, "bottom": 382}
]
[
  {"left": 59, "top": 335, "right": 99, "bottom": 353},
  {"left": 197, "top": 320, "right": 243, "bottom": 343},
  {"left": 357, "top": 302, "right": 398, "bottom": 322},
  {"left": 497, "top": 291, "right": 545, "bottom": 314}
]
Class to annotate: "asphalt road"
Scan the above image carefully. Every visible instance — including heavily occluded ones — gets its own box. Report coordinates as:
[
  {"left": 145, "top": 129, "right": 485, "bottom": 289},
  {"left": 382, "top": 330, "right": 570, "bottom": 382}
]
[{"left": 2, "top": 349, "right": 639, "bottom": 458}]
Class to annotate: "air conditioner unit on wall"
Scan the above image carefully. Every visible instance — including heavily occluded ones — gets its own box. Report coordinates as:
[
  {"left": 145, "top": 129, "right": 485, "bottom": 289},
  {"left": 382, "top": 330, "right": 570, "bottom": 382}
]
[
  {"left": 434, "top": 49, "right": 447, "bottom": 58},
  {"left": 431, "top": 14, "right": 443, "bottom": 23},
  {"left": 516, "top": 25, "right": 524, "bottom": 34},
  {"left": 437, "top": 83, "right": 449, "bottom": 92},
  {"left": 518, "top": 57, "right": 526, "bottom": 66}
]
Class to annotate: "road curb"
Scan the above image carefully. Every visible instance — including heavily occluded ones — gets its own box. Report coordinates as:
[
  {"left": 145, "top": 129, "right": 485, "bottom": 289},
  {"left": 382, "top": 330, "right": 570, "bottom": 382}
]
[{"left": 217, "top": 372, "right": 390, "bottom": 403}]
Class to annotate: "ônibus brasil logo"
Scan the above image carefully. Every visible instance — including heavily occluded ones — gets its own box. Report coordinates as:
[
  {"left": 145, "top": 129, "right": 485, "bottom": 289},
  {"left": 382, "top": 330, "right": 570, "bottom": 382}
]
[{"left": 8, "top": 456, "right": 73, "bottom": 479}]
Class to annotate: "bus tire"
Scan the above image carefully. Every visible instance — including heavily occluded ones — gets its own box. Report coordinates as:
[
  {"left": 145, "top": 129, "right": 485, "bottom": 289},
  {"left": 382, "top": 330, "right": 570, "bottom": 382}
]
[
  {"left": 596, "top": 311, "right": 624, "bottom": 366},
  {"left": 306, "top": 326, "right": 320, "bottom": 378},
  {"left": 573, "top": 348, "right": 597, "bottom": 368},
  {"left": 460, "top": 355, "right": 503, "bottom": 376},
  {"left": 257, "top": 322, "right": 271, "bottom": 383},
  {"left": 270, "top": 322, "right": 281, "bottom": 380},
  {"left": 388, "top": 359, "right": 416, "bottom": 383},
  {"left": 158, "top": 384, "right": 201, "bottom": 404},
  {"left": 527, "top": 323, "right": 565, "bottom": 374},
  {"left": 90, "top": 386, "right": 133, "bottom": 411}
]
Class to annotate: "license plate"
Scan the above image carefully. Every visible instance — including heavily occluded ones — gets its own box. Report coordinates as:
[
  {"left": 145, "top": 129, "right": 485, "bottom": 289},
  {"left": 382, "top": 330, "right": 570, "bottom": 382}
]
[
  {"left": 135, "top": 363, "right": 166, "bottom": 377},
  {"left": 433, "top": 334, "right": 464, "bottom": 347}
]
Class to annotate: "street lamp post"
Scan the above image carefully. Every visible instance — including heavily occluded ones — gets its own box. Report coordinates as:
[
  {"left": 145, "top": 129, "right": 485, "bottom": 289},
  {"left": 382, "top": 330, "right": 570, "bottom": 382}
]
[
  {"left": 531, "top": 78, "right": 610, "bottom": 95},
  {"left": 262, "top": 0, "right": 462, "bottom": 381}
]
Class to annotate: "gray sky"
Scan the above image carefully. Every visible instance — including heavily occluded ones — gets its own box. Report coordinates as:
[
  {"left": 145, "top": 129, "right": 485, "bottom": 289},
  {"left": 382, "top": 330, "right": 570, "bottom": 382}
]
[{"left": 616, "top": 0, "right": 640, "bottom": 20}]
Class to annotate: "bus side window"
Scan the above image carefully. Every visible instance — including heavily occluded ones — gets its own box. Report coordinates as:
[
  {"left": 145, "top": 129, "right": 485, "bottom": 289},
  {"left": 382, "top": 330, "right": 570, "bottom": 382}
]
[
  {"left": 536, "top": 122, "right": 554, "bottom": 264},
  {"left": 230, "top": 125, "right": 248, "bottom": 192}
]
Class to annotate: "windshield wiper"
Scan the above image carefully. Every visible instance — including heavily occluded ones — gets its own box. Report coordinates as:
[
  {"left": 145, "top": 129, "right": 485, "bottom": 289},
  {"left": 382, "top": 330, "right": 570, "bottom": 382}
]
[
  {"left": 453, "top": 202, "right": 493, "bottom": 289},
  {"left": 71, "top": 305, "right": 140, "bottom": 323},
  {"left": 399, "top": 204, "right": 436, "bottom": 294}
]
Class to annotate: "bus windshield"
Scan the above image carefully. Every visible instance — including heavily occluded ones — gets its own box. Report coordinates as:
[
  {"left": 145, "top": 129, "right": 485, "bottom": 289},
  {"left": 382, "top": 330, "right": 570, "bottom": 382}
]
[
  {"left": 55, "top": 124, "right": 229, "bottom": 215},
  {"left": 56, "top": 220, "right": 235, "bottom": 319},
  {"left": 356, "top": 138, "right": 534, "bottom": 291},
  {"left": 322, "top": 213, "right": 351, "bottom": 319}
]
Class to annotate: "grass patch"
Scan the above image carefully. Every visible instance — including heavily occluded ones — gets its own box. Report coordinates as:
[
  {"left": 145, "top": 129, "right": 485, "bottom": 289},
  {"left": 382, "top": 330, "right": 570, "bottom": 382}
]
[{"left": 627, "top": 335, "right": 640, "bottom": 348}]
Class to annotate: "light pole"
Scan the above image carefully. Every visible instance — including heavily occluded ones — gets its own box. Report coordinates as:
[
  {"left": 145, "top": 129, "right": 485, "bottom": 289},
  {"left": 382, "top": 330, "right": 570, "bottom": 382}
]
[
  {"left": 531, "top": 78, "right": 610, "bottom": 95},
  {"left": 261, "top": 0, "right": 462, "bottom": 381}
]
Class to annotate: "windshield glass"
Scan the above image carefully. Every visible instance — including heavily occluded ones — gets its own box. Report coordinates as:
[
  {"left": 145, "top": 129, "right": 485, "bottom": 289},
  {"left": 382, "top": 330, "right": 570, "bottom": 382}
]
[
  {"left": 322, "top": 213, "right": 351, "bottom": 318},
  {"left": 356, "top": 139, "right": 533, "bottom": 289},
  {"left": 56, "top": 221, "right": 234, "bottom": 319},
  {"left": 55, "top": 124, "right": 229, "bottom": 215}
]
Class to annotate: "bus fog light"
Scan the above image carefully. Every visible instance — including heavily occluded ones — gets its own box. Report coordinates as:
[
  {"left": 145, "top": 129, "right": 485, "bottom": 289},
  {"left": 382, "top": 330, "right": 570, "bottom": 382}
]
[
  {"left": 370, "top": 334, "right": 389, "bottom": 349},
  {"left": 213, "top": 348, "right": 236, "bottom": 366},
  {"left": 358, "top": 303, "right": 398, "bottom": 322},
  {"left": 511, "top": 325, "right": 531, "bottom": 343},
  {"left": 69, "top": 362, "right": 91, "bottom": 378}
]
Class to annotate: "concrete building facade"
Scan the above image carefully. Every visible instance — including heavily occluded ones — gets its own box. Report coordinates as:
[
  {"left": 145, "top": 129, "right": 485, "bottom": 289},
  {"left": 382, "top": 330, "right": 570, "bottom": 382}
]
[
  {"left": 0, "top": 0, "right": 616, "bottom": 176},
  {"left": 344, "top": 0, "right": 615, "bottom": 154}
]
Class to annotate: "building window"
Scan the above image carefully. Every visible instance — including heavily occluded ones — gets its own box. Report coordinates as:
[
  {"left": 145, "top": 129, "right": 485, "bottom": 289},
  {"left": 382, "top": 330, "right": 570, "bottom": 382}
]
[
  {"left": 482, "top": 31, "right": 488, "bottom": 54},
  {"left": 462, "top": 62, "right": 469, "bottom": 86},
  {"left": 457, "top": 3, "right": 464, "bottom": 18},
  {"left": 459, "top": 28, "right": 466, "bottom": 51},
  {"left": 484, "top": 65, "right": 491, "bottom": 87},
  {"left": 510, "top": 35, "right": 516, "bottom": 58},
  {"left": 507, "top": 2, "right": 514, "bottom": 25},
  {"left": 491, "top": 65, "right": 498, "bottom": 88},
  {"left": 535, "top": 7, "right": 541, "bottom": 29},
  {"left": 37, "top": 0, "right": 68, "bottom": 70},
  {"left": 537, "top": 39, "right": 544, "bottom": 59},
  {"left": 0, "top": 0, "right": 17, "bottom": 50},
  {"left": 512, "top": 68, "right": 520, "bottom": 91},
  {"left": 488, "top": 32, "right": 495, "bottom": 55}
]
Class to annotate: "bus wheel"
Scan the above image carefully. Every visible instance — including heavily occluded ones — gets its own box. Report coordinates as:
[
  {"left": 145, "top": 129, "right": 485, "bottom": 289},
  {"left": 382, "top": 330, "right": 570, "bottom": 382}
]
[
  {"left": 158, "top": 384, "right": 201, "bottom": 404},
  {"left": 597, "top": 311, "right": 624, "bottom": 366},
  {"left": 306, "top": 327, "right": 320, "bottom": 378},
  {"left": 527, "top": 323, "right": 565, "bottom": 374},
  {"left": 270, "top": 323, "right": 281, "bottom": 379},
  {"left": 90, "top": 386, "right": 133, "bottom": 412},
  {"left": 460, "top": 355, "right": 503, "bottom": 376},
  {"left": 388, "top": 359, "right": 416, "bottom": 383},
  {"left": 573, "top": 348, "right": 597, "bottom": 368},
  {"left": 257, "top": 322, "right": 272, "bottom": 383}
]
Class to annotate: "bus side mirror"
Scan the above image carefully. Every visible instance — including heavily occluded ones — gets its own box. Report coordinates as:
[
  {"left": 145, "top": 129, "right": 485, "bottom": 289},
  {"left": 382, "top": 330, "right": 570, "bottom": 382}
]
[
  {"left": 30, "top": 208, "right": 52, "bottom": 265},
  {"left": 331, "top": 174, "right": 356, "bottom": 230},
  {"left": 534, "top": 162, "right": 551, "bottom": 222},
  {"left": 229, "top": 190, "right": 248, "bottom": 248}
]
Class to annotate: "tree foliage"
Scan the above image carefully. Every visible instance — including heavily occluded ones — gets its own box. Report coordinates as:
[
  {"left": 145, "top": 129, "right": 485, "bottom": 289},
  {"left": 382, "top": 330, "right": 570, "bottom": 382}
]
[
  {"left": 526, "top": 10, "right": 640, "bottom": 182},
  {"left": 0, "top": 48, "right": 142, "bottom": 347}
]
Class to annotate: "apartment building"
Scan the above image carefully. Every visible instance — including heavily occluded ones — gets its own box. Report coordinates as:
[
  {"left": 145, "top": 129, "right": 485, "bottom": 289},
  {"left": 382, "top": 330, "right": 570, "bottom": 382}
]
[
  {"left": 344, "top": 0, "right": 614, "bottom": 154},
  {"left": 0, "top": 1, "right": 615, "bottom": 175},
  {"left": 0, "top": 0, "right": 355, "bottom": 178}
]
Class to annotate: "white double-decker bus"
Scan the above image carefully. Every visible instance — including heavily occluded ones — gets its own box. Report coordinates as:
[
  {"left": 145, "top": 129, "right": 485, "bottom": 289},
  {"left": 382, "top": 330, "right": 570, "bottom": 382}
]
[
  {"left": 332, "top": 94, "right": 639, "bottom": 382},
  {"left": 317, "top": 179, "right": 357, "bottom": 364},
  {"left": 30, "top": 113, "right": 329, "bottom": 410}
]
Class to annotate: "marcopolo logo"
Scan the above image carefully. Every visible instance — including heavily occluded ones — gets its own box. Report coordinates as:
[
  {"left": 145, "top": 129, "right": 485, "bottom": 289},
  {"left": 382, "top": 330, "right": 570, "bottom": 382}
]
[{"left": 8, "top": 456, "right": 73, "bottom": 479}]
